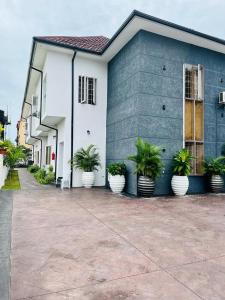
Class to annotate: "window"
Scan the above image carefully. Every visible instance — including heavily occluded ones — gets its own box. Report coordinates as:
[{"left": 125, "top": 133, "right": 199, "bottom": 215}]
[
  {"left": 184, "top": 64, "right": 204, "bottom": 175},
  {"left": 45, "top": 146, "right": 51, "bottom": 165},
  {"left": 78, "top": 76, "right": 97, "bottom": 105},
  {"left": 42, "top": 75, "right": 47, "bottom": 115}
]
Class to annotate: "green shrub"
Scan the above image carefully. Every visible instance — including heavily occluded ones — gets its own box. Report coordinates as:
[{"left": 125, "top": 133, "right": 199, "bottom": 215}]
[
  {"left": 33, "top": 168, "right": 55, "bottom": 184},
  {"left": 203, "top": 157, "right": 225, "bottom": 176},
  {"left": 70, "top": 144, "right": 100, "bottom": 172},
  {"left": 28, "top": 164, "right": 40, "bottom": 173},
  {"left": 34, "top": 168, "right": 46, "bottom": 183},
  {"left": 172, "top": 149, "right": 193, "bottom": 176},
  {"left": 48, "top": 165, "right": 53, "bottom": 172},
  {"left": 128, "top": 138, "right": 163, "bottom": 179},
  {"left": 44, "top": 171, "right": 55, "bottom": 184},
  {"left": 107, "top": 162, "right": 126, "bottom": 176}
]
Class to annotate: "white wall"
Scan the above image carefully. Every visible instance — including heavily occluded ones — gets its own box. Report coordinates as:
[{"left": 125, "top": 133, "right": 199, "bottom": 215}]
[
  {"left": 73, "top": 55, "right": 108, "bottom": 187},
  {"left": 57, "top": 119, "right": 71, "bottom": 182},
  {"left": 29, "top": 50, "right": 72, "bottom": 179},
  {"left": 0, "top": 155, "right": 8, "bottom": 189},
  {"left": 33, "top": 140, "right": 42, "bottom": 166},
  {"left": 25, "top": 48, "right": 107, "bottom": 189},
  {"left": 43, "top": 51, "right": 71, "bottom": 119},
  {"left": 43, "top": 51, "right": 72, "bottom": 180}
]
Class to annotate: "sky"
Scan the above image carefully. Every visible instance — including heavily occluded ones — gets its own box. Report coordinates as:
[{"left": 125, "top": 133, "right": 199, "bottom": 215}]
[{"left": 0, "top": 0, "right": 225, "bottom": 141}]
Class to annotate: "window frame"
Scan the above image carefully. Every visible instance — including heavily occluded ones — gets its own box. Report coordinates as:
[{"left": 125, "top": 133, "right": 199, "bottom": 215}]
[
  {"left": 45, "top": 145, "right": 51, "bottom": 165},
  {"left": 183, "top": 64, "right": 204, "bottom": 175},
  {"left": 78, "top": 75, "right": 97, "bottom": 105}
]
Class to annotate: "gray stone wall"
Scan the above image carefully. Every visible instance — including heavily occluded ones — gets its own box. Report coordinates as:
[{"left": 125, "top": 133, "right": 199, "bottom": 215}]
[{"left": 107, "top": 30, "right": 225, "bottom": 195}]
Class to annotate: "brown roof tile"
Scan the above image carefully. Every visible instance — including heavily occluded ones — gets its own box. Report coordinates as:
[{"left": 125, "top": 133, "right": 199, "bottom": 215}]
[{"left": 34, "top": 35, "right": 110, "bottom": 53}]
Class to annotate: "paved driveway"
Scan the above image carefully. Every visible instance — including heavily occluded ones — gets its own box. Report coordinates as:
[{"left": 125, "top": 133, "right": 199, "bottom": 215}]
[{"left": 9, "top": 170, "right": 225, "bottom": 299}]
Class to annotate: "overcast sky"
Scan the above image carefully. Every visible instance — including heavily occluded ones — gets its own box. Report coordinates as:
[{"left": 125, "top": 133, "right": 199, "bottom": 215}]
[{"left": 1, "top": 0, "right": 225, "bottom": 141}]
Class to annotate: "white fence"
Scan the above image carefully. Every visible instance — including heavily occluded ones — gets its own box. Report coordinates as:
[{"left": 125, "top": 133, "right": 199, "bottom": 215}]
[{"left": 0, "top": 154, "right": 8, "bottom": 188}]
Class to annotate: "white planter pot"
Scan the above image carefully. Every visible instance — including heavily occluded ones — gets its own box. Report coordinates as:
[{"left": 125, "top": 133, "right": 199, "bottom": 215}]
[
  {"left": 109, "top": 175, "right": 125, "bottom": 194},
  {"left": 82, "top": 171, "right": 94, "bottom": 188},
  {"left": 171, "top": 175, "right": 189, "bottom": 196}
]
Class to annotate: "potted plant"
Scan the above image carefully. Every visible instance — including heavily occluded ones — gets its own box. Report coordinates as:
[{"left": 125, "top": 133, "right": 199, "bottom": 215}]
[
  {"left": 171, "top": 149, "right": 193, "bottom": 196},
  {"left": 107, "top": 162, "right": 126, "bottom": 194},
  {"left": 71, "top": 144, "right": 100, "bottom": 188},
  {"left": 128, "top": 138, "right": 163, "bottom": 197},
  {"left": 0, "top": 140, "right": 9, "bottom": 155},
  {"left": 203, "top": 157, "right": 225, "bottom": 193}
]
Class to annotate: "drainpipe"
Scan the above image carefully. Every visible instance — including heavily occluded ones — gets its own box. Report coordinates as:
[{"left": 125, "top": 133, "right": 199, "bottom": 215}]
[
  {"left": 30, "top": 66, "right": 58, "bottom": 181},
  {"left": 23, "top": 105, "right": 43, "bottom": 167},
  {"left": 70, "top": 51, "right": 76, "bottom": 188}
]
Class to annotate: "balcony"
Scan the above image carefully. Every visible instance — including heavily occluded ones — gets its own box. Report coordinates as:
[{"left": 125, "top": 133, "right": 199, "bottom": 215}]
[{"left": 25, "top": 116, "right": 43, "bottom": 144}]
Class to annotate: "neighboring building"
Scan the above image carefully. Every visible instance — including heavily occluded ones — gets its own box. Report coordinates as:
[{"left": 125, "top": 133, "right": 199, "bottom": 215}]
[
  {"left": 16, "top": 120, "right": 32, "bottom": 149},
  {"left": 0, "top": 110, "right": 10, "bottom": 140},
  {"left": 21, "top": 10, "right": 225, "bottom": 195}
]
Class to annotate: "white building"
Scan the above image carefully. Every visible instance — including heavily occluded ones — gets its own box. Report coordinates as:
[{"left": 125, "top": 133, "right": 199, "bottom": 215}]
[
  {"left": 21, "top": 35, "right": 109, "bottom": 188},
  {"left": 21, "top": 10, "right": 225, "bottom": 193}
]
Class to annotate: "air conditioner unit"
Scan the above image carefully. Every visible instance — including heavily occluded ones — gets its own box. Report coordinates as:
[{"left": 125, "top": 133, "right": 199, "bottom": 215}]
[{"left": 219, "top": 92, "right": 225, "bottom": 105}]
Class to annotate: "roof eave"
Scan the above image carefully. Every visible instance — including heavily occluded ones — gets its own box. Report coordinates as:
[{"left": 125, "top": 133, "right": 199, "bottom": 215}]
[{"left": 33, "top": 37, "right": 103, "bottom": 56}]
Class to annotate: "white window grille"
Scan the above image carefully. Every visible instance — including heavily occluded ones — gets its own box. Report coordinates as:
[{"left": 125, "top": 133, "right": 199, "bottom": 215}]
[
  {"left": 184, "top": 64, "right": 204, "bottom": 175},
  {"left": 78, "top": 76, "right": 97, "bottom": 105},
  {"left": 185, "top": 64, "right": 204, "bottom": 101}
]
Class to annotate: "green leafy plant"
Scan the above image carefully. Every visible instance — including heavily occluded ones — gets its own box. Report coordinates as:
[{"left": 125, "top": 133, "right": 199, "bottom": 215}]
[
  {"left": 3, "top": 143, "right": 25, "bottom": 169},
  {"left": 71, "top": 145, "right": 100, "bottom": 172},
  {"left": 172, "top": 149, "right": 193, "bottom": 176},
  {"left": 34, "top": 168, "right": 46, "bottom": 183},
  {"left": 203, "top": 157, "right": 225, "bottom": 176},
  {"left": 48, "top": 165, "right": 53, "bottom": 172},
  {"left": 28, "top": 164, "right": 40, "bottom": 173},
  {"left": 107, "top": 162, "right": 126, "bottom": 176},
  {"left": 44, "top": 171, "right": 55, "bottom": 184},
  {"left": 33, "top": 167, "right": 55, "bottom": 184},
  {"left": 128, "top": 138, "right": 163, "bottom": 179},
  {"left": 0, "top": 140, "right": 13, "bottom": 151}
]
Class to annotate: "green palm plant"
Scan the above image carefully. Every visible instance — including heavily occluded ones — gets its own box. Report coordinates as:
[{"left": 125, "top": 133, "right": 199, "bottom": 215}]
[
  {"left": 172, "top": 149, "right": 193, "bottom": 176},
  {"left": 0, "top": 139, "right": 12, "bottom": 151},
  {"left": 203, "top": 157, "right": 225, "bottom": 176},
  {"left": 4, "top": 145, "right": 25, "bottom": 170},
  {"left": 128, "top": 138, "right": 163, "bottom": 179},
  {"left": 71, "top": 144, "right": 100, "bottom": 172}
]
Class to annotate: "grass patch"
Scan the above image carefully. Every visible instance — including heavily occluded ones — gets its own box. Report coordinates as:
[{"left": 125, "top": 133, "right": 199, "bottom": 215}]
[{"left": 1, "top": 170, "right": 21, "bottom": 190}]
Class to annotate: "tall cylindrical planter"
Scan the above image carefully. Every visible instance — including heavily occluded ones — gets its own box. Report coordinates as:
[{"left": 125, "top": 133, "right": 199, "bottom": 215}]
[
  {"left": 171, "top": 175, "right": 189, "bottom": 196},
  {"left": 82, "top": 171, "right": 94, "bottom": 188},
  {"left": 109, "top": 175, "right": 125, "bottom": 194},
  {"left": 138, "top": 176, "right": 155, "bottom": 197},
  {"left": 210, "top": 175, "right": 224, "bottom": 193}
]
